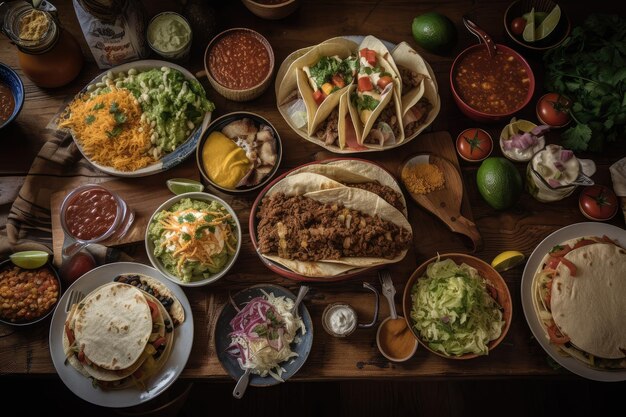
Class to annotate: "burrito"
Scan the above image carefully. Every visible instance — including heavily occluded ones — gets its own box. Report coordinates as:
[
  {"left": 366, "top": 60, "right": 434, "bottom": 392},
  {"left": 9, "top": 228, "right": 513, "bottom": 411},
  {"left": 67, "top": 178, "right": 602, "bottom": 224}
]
[{"left": 532, "top": 236, "right": 626, "bottom": 369}]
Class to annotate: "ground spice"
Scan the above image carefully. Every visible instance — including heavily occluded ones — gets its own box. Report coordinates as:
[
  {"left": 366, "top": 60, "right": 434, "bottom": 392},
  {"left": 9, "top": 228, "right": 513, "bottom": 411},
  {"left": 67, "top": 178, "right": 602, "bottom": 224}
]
[
  {"left": 401, "top": 163, "right": 445, "bottom": 195},
  {"left": 18, "top": 9, "right": 50, "bottom": 41},
  {"left": 378, "top": 318, "right": 417, "bottom": 360}
]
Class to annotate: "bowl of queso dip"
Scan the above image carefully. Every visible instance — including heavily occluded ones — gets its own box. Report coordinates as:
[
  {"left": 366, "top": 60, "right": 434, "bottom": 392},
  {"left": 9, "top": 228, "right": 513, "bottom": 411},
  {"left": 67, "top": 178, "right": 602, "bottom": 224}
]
[{"left": 450, "top": 44, "right": 535, "bottom": 122}]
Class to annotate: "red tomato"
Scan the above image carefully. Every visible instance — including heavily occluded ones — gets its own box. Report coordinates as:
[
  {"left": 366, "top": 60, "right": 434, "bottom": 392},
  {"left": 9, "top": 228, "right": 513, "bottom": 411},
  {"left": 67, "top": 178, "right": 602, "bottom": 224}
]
[
  {"left": 547, "top": 323, "right": 570, "bottom": 345},
  {"left": 377, "top": 75, "right": 393, "bottom": 90},
  {"left": 359, "top": 48, "right": 377, "bottom": 66},
  {"left": 510, "top": 17, "right": 526, "bottom": 36},
  {"left": 358, "top": 76, "right": 373, "bottom": 92},
  {"left": 579, "top": 185, "right": 619, "bottom": 221},
  {"left": 312, "top": 89, "right": 326, "bottom": 105},
  {"left": 456, "top": 128, "right": 493, "bottom": 162},
  {"left": 536, "top": 93, "right": 572, "bottom": 127},
  {"left": 60, "top": 251, "right": 96, "bottom": 285},
  {"left": 331, "top": 74, "right": 345, "bottom": 88}
]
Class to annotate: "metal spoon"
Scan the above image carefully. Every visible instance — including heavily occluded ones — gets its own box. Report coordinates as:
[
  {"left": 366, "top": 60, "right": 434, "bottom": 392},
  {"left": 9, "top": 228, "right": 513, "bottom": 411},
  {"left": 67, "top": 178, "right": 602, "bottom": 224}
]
[
  {"left": 291, "top": 285, "right": 309, "bottom": 317},
  {"left": 232, "top": 368, "right": 251, "bottom": 399}
]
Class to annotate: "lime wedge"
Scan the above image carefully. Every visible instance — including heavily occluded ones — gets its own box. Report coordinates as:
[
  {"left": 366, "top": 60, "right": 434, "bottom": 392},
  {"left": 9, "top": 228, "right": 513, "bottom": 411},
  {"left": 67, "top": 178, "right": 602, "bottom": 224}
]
[
  {"left": 491, "top": 251, "right": 526, "bottom": 272},
  {"left": 510, "top": 119, "right": 537, "bottom": 134},
  {"left": 523, "top": 11, "right": 548, "bottom": 25},
  {"left": 535, "top": 5, "right": 561, "bottom": 41},
  {"left": 522, "top": 8, "right": 536, "bottom": 42},
  {"left": 10, "top": 251, "right": 50, "bottom": 269},
  {"left": 166, "top": 178, "right": 204, "bottom": 195}
]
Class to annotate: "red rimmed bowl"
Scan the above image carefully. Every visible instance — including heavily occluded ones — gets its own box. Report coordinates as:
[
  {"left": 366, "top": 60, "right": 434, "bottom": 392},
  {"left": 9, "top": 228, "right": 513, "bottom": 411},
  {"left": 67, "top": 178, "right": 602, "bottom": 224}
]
[
  {"left": 450, "top": 43, "right": 535, "bottom": 123},
  {"left": 249, "top": 158, "right": 405, "bottom": 282},
  {"left": 402, "top": 253, "right": 513, "bottom": 360}
]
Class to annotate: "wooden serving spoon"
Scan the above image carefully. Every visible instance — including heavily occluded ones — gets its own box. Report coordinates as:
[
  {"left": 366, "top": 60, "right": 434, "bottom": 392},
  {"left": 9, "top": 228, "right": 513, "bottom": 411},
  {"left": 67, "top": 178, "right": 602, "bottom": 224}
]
[{"left": 399, "top": 154, "right": 482, "bottom": 251}]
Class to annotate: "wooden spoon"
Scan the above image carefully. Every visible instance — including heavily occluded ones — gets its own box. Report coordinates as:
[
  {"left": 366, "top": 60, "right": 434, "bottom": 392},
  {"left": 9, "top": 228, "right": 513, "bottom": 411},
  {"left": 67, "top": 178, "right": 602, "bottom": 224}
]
[{"left": 399, "top": 154, "right": 482, "bottom": 251}]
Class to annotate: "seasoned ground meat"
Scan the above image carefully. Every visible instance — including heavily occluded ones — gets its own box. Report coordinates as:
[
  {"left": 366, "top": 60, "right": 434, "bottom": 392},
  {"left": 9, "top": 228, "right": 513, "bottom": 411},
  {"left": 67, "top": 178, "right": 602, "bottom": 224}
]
[
  {"left": 403, "top": 98, "right": 433, "bottom": 138},
  {"left": 399, "top": 65, "right": 425, "bottom": 91},
  {"left": 364, "top": 103, "right": 400, "bottom": 145},
  {"left": 315, "top": 108, "right": 339, "bottom": 145},
  {"left": 256, "top": 193, "right": 412, "bottom": 262},
  {"left": 342, "top": 181, "right": 405, "bottom": 212}
]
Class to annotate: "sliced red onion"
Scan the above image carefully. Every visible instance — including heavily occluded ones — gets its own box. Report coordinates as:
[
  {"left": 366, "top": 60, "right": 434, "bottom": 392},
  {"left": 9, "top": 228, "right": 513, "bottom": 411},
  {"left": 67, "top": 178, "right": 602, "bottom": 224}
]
[
  {"left": 554, "top": 161, "right": 565, "bottom": 172},
  {"left": 560, "top": 150, "right": 574, "bottom": 162},
  {"left": 548, "top": 179, "right": 561, "bottom": 188},
  {"left": 503, "top": 132, "right": 538, "bottom": 151},
  {"left": 531, "top": 125, "right": 550, "bottom": 136}
]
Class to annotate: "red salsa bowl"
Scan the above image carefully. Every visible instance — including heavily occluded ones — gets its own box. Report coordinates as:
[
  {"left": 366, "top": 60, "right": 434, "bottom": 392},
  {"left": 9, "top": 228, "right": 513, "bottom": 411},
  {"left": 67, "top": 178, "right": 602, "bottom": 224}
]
[{"left": 450, "top": 44, "right": 535, "bottom": 122}]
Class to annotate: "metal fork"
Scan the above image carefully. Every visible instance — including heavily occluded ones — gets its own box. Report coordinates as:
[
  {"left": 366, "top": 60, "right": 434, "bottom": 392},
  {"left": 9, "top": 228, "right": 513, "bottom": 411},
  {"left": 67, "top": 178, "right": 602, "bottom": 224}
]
[
  {"left": 378, "top": 269, "right": 398, "bottom": 319},
  {"left": 65, "top": 290, "right": 85, "bottom": 313}
]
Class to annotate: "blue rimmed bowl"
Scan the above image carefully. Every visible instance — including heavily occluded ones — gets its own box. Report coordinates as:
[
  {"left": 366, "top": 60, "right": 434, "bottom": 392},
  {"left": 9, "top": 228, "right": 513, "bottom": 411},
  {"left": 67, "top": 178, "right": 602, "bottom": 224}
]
[{"left": 0, "top": 62, "right": 25, "bottom": 130}]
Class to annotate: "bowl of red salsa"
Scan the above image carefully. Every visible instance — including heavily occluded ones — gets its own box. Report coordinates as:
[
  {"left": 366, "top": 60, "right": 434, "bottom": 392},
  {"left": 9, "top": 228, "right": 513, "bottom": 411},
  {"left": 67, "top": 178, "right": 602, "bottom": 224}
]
[
  {"left": 204, "top": 28, "right": 274, "bottom": 102},
  {"left": 0, "top": 62, "right": 24, "bottom": 130},
  {"left": 450, "top": 44, "right": 535, "bottom": 122}
]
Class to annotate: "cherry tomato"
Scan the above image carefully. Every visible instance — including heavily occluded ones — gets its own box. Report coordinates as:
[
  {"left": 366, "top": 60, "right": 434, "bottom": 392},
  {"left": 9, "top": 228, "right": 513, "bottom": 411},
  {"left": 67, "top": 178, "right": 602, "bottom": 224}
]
[
  {"left": 579, "top": 185, "right": 619, "bottom": 221},
  {"left": 536, "top": 93, "right": 572, "bottom": 128},
  {"left": 510, "top": 17, "right": 527, "bottom": 36},
  {"left": 377, "top": 75, "right": 393, "bottom": 90},
  {"left": 59, "top": 251, "right": 96, "bottom": 285},
  {"left": 358, "top": 76, "right": 373, "bottom": 92},
  {"left": 456, "top": 128, "right": 493, "bottom": 162}
]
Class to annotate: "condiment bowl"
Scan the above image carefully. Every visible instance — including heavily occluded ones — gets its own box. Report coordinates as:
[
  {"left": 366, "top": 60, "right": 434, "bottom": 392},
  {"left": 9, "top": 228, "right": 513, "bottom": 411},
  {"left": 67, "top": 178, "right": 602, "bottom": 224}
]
[
  {"left": 0, "top": 258, "right": 61, "bottom": 326},
  {"left": 203, "top": 28, "right": 274, "bottom": 101},
  {"left": 196, "top": 111, "right": 282, "bottom": 194},
  {"left": 504, "top": 0, "right": 571, "bottom": 52},
  {"left": 145, "top": 192, "right": 242, "bottom": 287},
  {"left": 449, "top": 43, "right": 535, "bottom": 122},
  {"left": 376, "top": 316, "right": 419, "bottom": 362},
  {"left": 147, "top": 12, "right": 193, "bottom": 61},
  {"left": 0, "top": 62, "right": 24, "bottom": 130},
  {"left": 402, "top": 253, "right": 513, "bottom": 360},
  {"left": 241, "top": 0, "right": 300, "bottom": 20}
]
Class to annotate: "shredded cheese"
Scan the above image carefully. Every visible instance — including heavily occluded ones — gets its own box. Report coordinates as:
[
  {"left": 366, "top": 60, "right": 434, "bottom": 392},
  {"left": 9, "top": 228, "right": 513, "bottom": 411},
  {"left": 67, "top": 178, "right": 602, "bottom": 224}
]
[{"left": 59, "top": 88, "right": 155, "bottom": 172}]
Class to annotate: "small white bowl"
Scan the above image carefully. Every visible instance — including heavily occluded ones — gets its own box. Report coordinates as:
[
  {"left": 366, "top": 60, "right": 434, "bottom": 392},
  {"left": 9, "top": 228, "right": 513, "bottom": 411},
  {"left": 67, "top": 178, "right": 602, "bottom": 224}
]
[{"left": 145, "top": 192, "right": 242, "bottom": 287}]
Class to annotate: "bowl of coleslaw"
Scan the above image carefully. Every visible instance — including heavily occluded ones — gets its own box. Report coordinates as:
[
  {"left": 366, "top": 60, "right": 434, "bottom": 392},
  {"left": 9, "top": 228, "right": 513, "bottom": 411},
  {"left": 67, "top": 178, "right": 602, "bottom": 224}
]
[
  {"left": 214, "top": 284, "right": 313, "bottom": 388},
  {"left": 402, "top": 253, "right": 512, "bottom": 359}
]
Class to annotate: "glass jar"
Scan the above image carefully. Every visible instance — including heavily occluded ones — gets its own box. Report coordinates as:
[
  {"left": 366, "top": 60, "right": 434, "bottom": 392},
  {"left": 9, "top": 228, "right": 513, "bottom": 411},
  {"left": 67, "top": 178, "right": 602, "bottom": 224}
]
[{"left": 1, "top": 1, "right": 83, "bottom": 88}]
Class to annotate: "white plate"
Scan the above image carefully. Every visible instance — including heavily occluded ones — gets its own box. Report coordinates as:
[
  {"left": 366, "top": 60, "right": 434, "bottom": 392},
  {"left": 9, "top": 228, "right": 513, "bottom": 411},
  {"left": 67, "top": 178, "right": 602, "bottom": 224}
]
[
  {"left": 521, "top": 222, "right": 626, "bottom": 381},
  {"left": 49, "top": 262, "right": 194, "bottom": 407},
  {"left": 68, "top": 60, "right": 212, "bottom": 177}
]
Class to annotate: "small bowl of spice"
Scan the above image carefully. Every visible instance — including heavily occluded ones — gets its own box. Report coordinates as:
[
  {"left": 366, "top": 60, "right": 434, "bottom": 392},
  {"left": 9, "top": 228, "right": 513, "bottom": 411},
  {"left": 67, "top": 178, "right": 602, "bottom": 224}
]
[
  {"left": 376, "top": 316, "right": 418, "bottom": 362},
  {"left": 147, "top": 12, "right": 193, "bottom": 61},
  {"left": 202, "top": 28, "right": 274, "bottom": 102}
]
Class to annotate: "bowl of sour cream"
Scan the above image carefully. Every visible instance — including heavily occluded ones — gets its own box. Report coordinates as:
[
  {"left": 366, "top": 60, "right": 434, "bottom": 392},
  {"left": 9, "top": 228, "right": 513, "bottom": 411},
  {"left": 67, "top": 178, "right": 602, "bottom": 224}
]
[{"left": 147, "top": 12, "right": 192, "bottom": 61}]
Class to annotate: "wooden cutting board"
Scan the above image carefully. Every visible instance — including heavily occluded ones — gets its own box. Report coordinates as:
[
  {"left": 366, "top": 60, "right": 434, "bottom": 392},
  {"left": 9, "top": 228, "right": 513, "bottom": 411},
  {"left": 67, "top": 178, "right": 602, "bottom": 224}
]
[{"left": 51, "top": 131, "right": 477, "bottom": 265}]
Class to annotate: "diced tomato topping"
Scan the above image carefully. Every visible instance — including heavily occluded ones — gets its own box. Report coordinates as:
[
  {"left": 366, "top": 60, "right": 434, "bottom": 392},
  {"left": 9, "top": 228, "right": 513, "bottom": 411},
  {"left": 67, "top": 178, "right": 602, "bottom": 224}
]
[
  {"left": 78, "top": 350, "right": 86, "bottom": 364},
  {"left": 331, "top": 74, "right": 345, "bottom": 88},
  {"left": 152, "top": 337, "right": 166, "bottom": 350},
  {"left": 359, "top": 48, "right": 377, "bottom": 66},
  {"left": 312, "top": 89, "right": 326, "bottom": 106},
  {"left": 546, "top": 257, "right": 561, "bottom": 270},
  {"left": 65, "top": 323, "right": 75, "bottom": 346},
  {"left": 377, "top": 75, "right": 393, "bottom": 89},
  {"left": 358, "top": 76, "right": 373, "bottom": 92},
  {"left": 547, "top": 323, "right": 570, "bottom": 345},
  {"left": 601, "top": 235, "right": 618, "bottom": 245},
  {"left": 558, "top": 257, "right": 577, "bottom": 276},
  {"left": 572, "top": 239, "right": 596, "bottom": 249},
  {"left": 544, "top": 280, "right": 553, "bottom": 308},
  {"left": 147, "top": 300, "right": 159, "bottom": 322},
  {"left": 549, "top": 244, "right": 572, "bottom": 257}
]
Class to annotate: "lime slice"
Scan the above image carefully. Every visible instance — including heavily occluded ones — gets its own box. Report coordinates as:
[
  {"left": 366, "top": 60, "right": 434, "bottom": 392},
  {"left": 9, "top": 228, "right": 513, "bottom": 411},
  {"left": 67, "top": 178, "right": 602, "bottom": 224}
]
[
  {"left": 509, "top": 119, "right": 537, "bottom": 134},
  {"left": 166, "top": 178, "right": 204, "bottom": 195},
  {"left": 535, "top": 5, "right": 561, "bottom": 41},
  {"left": 10, "top": 251, "right": 50, "bottom": 269},
  {"left": 523, "top": 11, "right": 548, "bottom": 25},
  {"left": 522, "top": 8, "right": 536, "bottom": 42},
  {"left": 491, "top": 251, "right": 526, "bottom": 272}
]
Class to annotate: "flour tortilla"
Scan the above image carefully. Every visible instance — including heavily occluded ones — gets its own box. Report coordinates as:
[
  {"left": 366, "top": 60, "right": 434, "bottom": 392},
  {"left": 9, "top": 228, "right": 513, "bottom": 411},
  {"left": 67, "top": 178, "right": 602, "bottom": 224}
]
[
  {"left": 267, "top": 172, "right": 345, "bottom": 197},
  {"left": 550, "top": 242, "right": 626, "bottom": 359},
  {"left": 73, "top": 283, "right": 153, "bottom": 371}
]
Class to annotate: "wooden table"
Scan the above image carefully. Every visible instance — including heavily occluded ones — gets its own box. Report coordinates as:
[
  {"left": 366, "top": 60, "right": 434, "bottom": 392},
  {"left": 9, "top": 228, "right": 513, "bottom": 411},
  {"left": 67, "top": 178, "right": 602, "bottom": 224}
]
[{"left": 1, "top": 0, "right": 624, "bottom": 382}]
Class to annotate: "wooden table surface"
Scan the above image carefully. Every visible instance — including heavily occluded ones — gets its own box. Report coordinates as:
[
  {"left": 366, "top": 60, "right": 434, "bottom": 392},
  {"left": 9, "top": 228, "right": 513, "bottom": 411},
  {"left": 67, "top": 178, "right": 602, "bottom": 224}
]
[{"left": 1, "top": 0, "right": 625, "bottom": 381}]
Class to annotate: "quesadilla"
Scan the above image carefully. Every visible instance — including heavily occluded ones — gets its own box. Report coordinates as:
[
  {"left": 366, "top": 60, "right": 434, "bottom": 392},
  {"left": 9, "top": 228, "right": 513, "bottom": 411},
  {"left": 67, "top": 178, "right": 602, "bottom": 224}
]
[
  {"left": 63, "top": 282, "right": 176, "bottom": 389},
  {"left": 532, "top": 236, "right": 626, "bottom": 369}
]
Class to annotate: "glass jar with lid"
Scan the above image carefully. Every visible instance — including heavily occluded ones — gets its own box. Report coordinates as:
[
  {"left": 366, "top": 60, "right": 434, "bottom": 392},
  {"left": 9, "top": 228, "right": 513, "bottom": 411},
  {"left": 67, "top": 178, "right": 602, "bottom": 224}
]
[{"left": 1, "top": 1, "right": 83, "bottom": 88}]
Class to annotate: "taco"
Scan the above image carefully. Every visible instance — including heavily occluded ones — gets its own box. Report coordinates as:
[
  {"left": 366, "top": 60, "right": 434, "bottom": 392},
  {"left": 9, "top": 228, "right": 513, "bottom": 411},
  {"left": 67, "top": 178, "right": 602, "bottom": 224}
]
[
  {"left": 532, "top": 236, "right": 626, "bottom": 370},
  {"left": 287, "top": 159, "right": 407, "bottom": 214},
  {"left": 63, "top": 283, "right": 175, "bottom": 389},
  {"left": 256, "top": 181, "right": 413, "bottom": 277},
  {"left": 312, "top": 89, "right": 351, "bottom": 148}
]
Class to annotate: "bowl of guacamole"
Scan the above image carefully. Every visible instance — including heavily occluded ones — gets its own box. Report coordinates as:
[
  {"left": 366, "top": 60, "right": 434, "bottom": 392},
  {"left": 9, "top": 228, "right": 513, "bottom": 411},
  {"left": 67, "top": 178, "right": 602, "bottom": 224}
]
[{"left": 146, "top": 192, "right": 241, "bottom": 286}]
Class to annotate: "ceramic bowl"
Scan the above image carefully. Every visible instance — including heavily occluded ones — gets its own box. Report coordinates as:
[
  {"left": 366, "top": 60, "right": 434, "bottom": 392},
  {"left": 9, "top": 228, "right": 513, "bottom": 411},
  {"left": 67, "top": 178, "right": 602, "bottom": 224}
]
[
  {"left": 0, "top": 62, "right": 24, "bottom": 130},
  {"left": 504, "top": 0, "right": 571, "bottom": 52},
  {"left": 402, "top": 253, "right": 513, "bottom": 359},
  {"left": 241, "top": 0, "right": 300, "bottom": 20}
]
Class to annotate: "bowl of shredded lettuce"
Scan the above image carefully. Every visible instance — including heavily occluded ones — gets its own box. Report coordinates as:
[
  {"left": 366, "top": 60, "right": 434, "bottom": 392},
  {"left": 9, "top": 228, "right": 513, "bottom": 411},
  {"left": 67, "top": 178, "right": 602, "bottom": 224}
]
[{"left": 402, "top": 254, "right": 512, "bottom": 359}]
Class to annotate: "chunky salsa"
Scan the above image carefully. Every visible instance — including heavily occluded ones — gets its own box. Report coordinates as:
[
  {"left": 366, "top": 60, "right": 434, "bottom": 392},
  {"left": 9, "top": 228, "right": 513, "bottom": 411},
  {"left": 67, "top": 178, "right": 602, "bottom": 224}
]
[
  {"left": 208, "top": 30, "right": 271, "bottom": 90},
  {"left": 64, "top": 187, "right": 118, "bottom": 241},
  {"left": 454, "top": 48, "right": 530, "bottom": 114},
  {"left": 0, "top": 82, "right": 15, "bottom": 124}
]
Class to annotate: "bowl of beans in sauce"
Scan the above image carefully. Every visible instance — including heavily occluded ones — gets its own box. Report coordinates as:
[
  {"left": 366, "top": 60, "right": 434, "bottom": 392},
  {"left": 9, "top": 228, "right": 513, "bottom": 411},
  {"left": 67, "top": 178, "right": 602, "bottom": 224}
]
[
  {"left": 450, "top": 44, "right": 535, "bottom": 122},
  {"left": 60, "top": 185, "right": 135, "bottom": 257},
  {"left": 203, "top": 28, "right": 274, "bottom": 102},
  {"left": 0, "top": 259, "right": 61, "bottom": 326}
]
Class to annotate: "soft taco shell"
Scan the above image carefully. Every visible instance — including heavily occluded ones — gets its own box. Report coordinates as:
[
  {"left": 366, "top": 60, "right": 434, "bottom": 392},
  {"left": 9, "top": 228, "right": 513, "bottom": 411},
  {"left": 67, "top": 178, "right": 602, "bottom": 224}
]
[
  {"left": 359, "top": 35, "right": 401, "bottom": 89},
  {"left": 402, "top": 73, "right": 440, "bottom": 138},
  {"left": 267, "top": 172, "right": 345, "bottom": 197},
  {"left": 391, "top": 41, "right": 432, "bottom": 116}
]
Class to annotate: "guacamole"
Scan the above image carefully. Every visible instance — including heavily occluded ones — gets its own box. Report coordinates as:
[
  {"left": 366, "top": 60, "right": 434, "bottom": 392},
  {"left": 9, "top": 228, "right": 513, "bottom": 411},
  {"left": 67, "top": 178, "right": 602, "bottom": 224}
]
[{"left": 148, "top": 198, "right": 238, "bottom": 282}]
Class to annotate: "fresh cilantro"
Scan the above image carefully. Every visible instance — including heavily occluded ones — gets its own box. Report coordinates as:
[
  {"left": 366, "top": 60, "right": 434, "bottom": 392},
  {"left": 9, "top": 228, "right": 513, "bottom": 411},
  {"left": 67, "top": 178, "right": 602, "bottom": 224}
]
[
  {"left": 85, "top": 115, "right": 96, "bottom": 125},
  {"left": 352, "top": 93, "right": 380, "bottom": 113},
  {"left": 362, "top": 67, "right": 373, "bottom": 75},
  {"left": 109, "top": 102, "right": 119, "bottom": 113},
  {"left": 309, "top": 55, "right": 356, "bottom": 88},
  {"left": 181, "top": 233, "right": 191, "bottom": 241},
  {"left": 203, "top": 214, "right": 214, "bottom": 223},
  {"left": 177, "top": 215, "right": 185, "bottom": 223},
  {"left": 549, "top": 245, "right": 564, "bottom": 254},
  {"left": 184, "top": 213, "right": 196, "bottom": 222},
  {"left": 114, "top": 112, "right": 127, "bottom": 124},
  {"left": 254, "top": 325, "right": 268, "bottom": 338},
  {"left": 194, "top": 224, "right": 215, "bottom": 239},
  {"left": 106, "top": 125, "right": 123, "bottom": 138},
  {"left": 92, "top": 103, "right": 104, "bottom": 111},
  {"left": 544, "top": 14, "right": 626, "bottom": 151}
]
